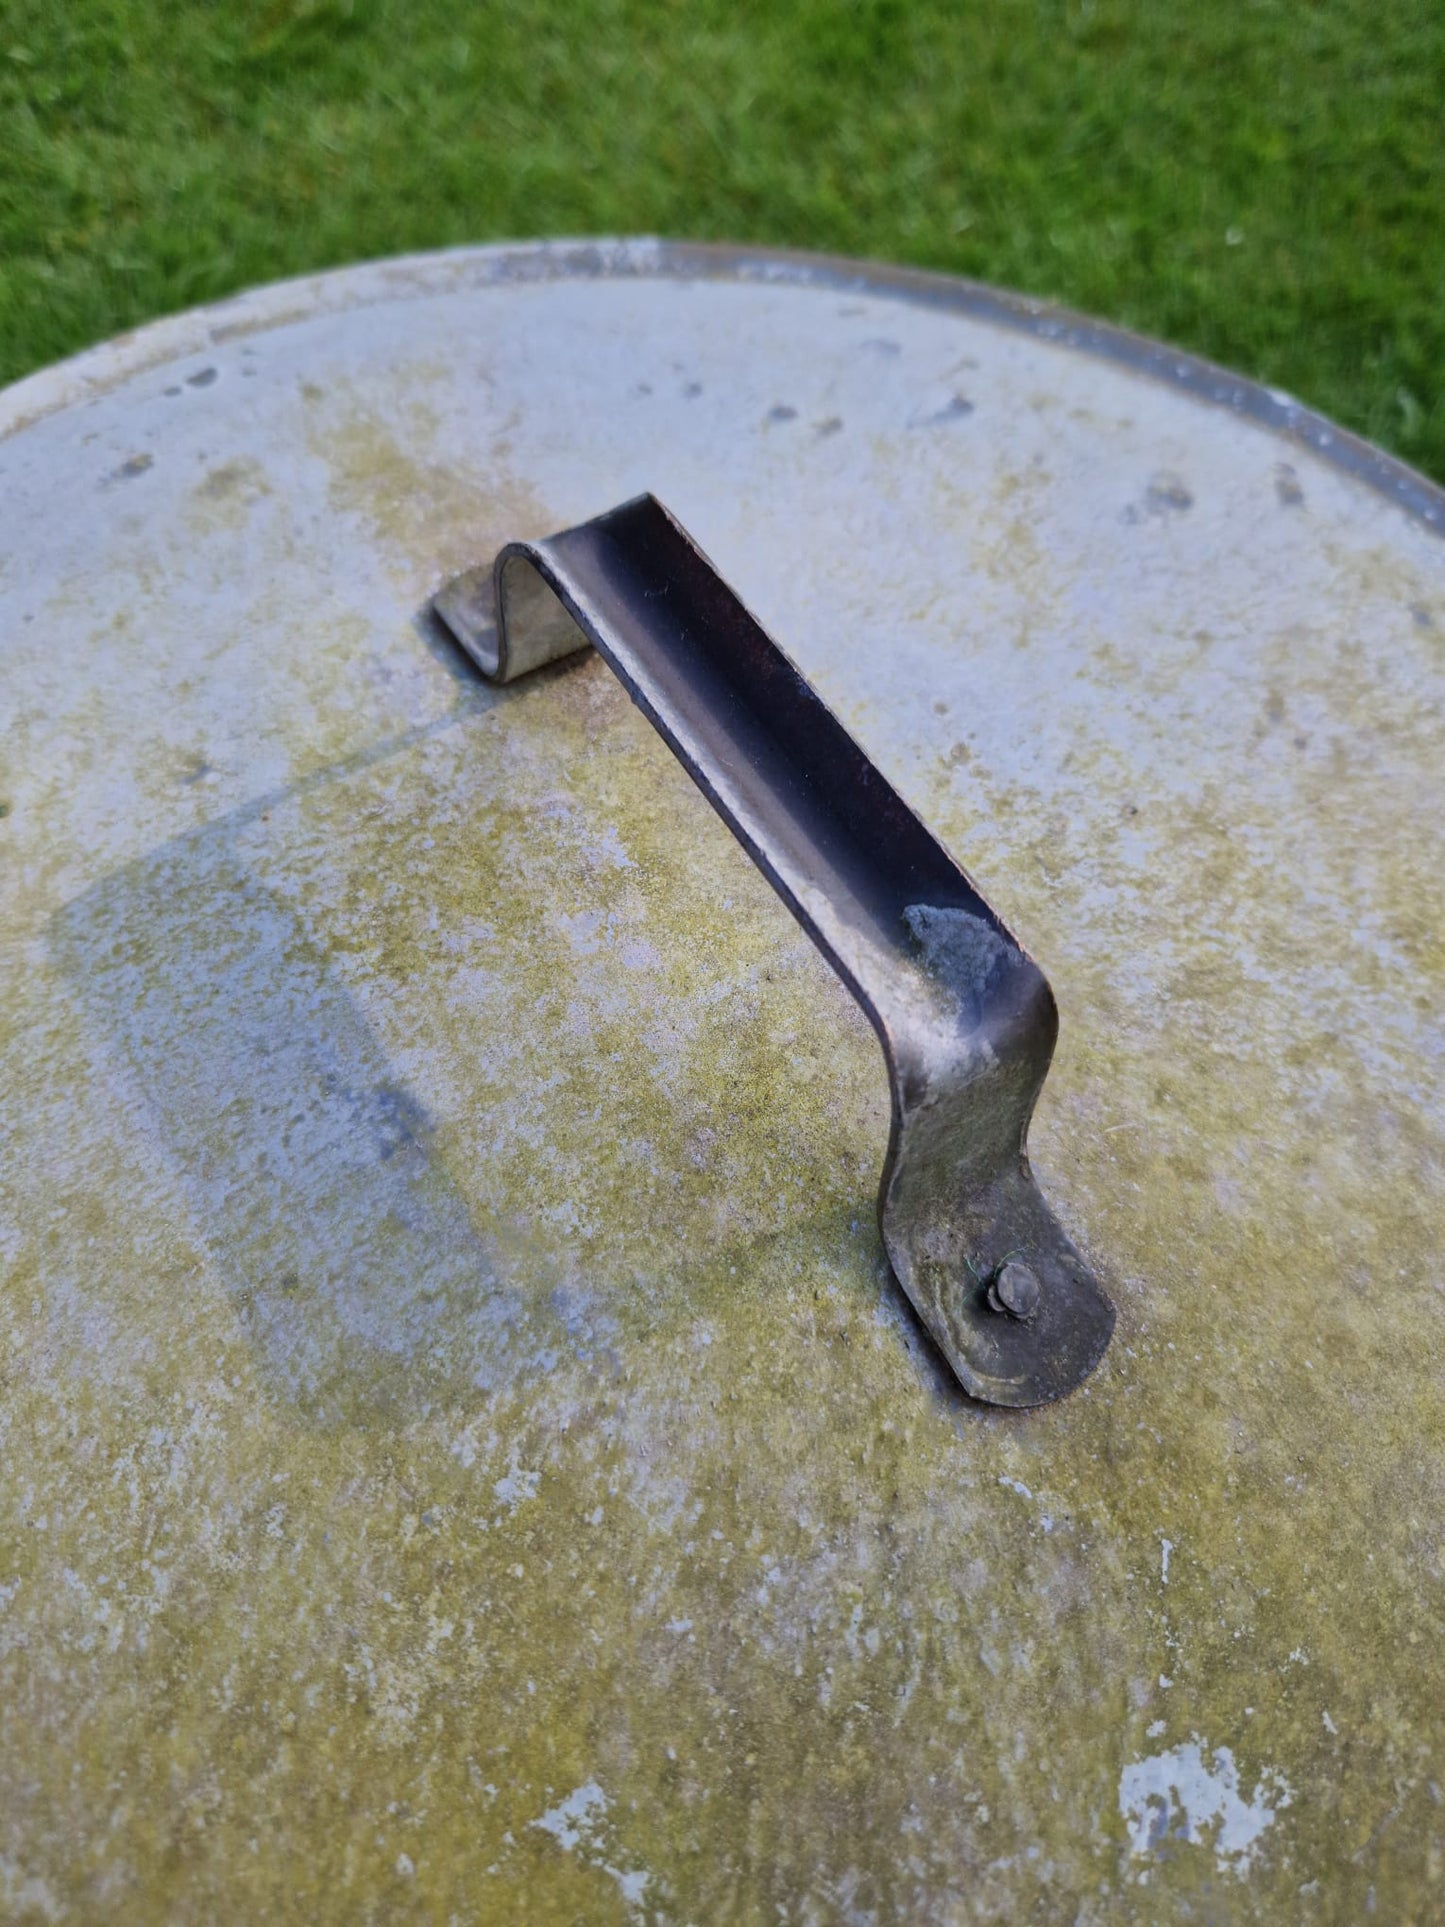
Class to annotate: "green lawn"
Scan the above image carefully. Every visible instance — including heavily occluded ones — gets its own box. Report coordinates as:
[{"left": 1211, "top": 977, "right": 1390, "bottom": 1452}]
[{"left": 3, "top": 0, "right": 1443, "bottom": 480}]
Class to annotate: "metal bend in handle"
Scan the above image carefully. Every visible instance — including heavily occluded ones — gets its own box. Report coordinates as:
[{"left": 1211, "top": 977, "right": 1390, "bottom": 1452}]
[{"left": 433, "top": 494, "right": 1114, "bottom": 1407}]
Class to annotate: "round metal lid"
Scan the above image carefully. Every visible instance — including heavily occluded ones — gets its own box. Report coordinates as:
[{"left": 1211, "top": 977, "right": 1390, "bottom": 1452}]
[{"left": 2, "top": 240, "right": 1442, "bottom": 1919}]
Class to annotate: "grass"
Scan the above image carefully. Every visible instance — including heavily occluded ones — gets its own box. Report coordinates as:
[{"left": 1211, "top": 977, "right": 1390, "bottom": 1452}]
[{"left": 1, "top": 0, "right": 1443, "bottom": 480}]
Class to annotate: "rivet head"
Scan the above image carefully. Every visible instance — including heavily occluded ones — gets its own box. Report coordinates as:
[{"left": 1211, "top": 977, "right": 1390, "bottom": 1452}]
[{"left": 988, "top": 1259, "right": 1041, "bottom": 1322}]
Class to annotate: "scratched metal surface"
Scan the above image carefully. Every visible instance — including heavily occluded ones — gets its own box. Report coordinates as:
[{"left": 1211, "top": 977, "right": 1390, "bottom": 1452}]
[{"left": 1, "top": 240, "right": 1442, "bottom": 1922}]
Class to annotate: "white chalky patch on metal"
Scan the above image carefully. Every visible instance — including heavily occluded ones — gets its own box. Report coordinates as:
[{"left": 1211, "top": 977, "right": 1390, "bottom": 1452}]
[
  {"left": 531, "top": 1782, "right": 651, "bottom": 1915},
  {"left": 1119, "top": 1738, "right": 1292, "bottom": 1875}
]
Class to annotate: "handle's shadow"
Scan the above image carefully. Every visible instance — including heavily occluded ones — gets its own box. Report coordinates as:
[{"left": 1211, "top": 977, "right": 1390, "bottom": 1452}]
[{"left": 46, "top": 735, "right": 585, "bottom": 1431}]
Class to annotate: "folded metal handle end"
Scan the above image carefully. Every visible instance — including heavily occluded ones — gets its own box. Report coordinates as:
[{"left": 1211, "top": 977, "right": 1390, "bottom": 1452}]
[
  {"left": 432, "top": 550, "right": 591, "bottom": 683},
  {"left": 433, "top": 494, "right": 1114, "bottom": 1408}
]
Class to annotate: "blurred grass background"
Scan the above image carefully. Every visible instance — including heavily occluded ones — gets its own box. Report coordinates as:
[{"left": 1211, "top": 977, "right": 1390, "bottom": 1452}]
[{"left": 2, "top": 0, "right": 1442, "bottom": 477}]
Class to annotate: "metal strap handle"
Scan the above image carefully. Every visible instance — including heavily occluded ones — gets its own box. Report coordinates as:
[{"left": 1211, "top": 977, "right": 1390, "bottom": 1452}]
[{"left": 434, "top": 494, "right": 1113, "bottom": 1406}]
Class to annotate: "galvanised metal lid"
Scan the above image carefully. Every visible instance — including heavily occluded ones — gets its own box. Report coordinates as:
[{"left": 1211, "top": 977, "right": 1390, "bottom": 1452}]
[{"left": 2, "top": 240, "right": 1442, "bottom": 1920}]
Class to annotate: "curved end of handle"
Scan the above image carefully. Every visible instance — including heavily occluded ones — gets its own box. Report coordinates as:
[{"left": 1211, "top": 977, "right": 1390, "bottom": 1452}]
[
  {"left": 878, "top": 926, "right": 1115, "bottom": 1407},
  {"left": 431, "top": 544, "right": 599, "bottom": 683}
]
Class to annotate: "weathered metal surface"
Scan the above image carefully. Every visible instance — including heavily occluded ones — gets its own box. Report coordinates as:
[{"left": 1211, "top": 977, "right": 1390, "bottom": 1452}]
[
  {"left": 442, "top": 493, "right": 1112, "bottom": 1406},
  {"left": 0, "top": 240, "right": 1442, "bottom": 1921}
]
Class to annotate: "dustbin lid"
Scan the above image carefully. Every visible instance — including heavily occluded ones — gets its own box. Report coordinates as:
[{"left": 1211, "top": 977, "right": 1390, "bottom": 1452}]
[{"left": 2, "top": 240, "right": 1442, "bottom": 1918}]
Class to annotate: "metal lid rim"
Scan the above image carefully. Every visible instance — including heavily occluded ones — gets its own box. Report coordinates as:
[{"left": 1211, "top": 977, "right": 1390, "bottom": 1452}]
[{"left": 2, "top": 234, "right": 1441, "bottom": 538}]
